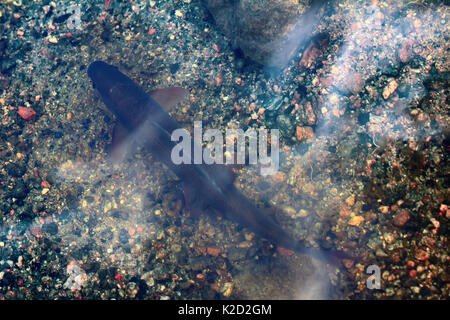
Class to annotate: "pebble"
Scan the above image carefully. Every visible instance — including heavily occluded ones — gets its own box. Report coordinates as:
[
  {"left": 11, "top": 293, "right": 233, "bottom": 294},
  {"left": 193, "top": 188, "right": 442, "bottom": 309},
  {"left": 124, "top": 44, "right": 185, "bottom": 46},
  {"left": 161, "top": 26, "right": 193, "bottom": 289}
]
[
  {"left": 414, "top": 249, "right": 430, "bottom": 261},
  {"left": 382, "top": 79, "right": 398, "bottom": 100},
  {"left": 295, "top": 126, "right": 314, "bottom": 142},
  {"left": 411, "top": 286, "right": 420, "bottom": 294},
  {"left": 340, "top": 204, "right": 351, "bottom": 217},
  {"left": 17, "top": 106, "right": 36, "bottom": 120},
  {"left": 376, "top": 248, "right": 388, "bottom": 257},
  {"left": 393, "top": 209, "right": 410, "bottom": 227},
  {"left": 276, "top": 247, "right": 295, "bottom": 256},
  {"left": 206, "top": 246, "right": 221, "bottom": 257},
  {"left": 348, "top": 215, "right": 364, "bottom": 226},
  {"left": 48, "top": 36, "right": 58, "bottom": 44},
  {"left": 220, "top": 282, "right": 233, "bottom": 297},
  {"left": 345, "top": 195, "right": 355, "bottom": 207},
  {"left": 141, "top": 272, "right": 155, "bottom": 287},
  {"left": 383, "top": 233, "right": 395, "bottom": 244},
  {"left": 41, "top": 181, "right": 51, "bottom": 188},
  {"left": 379, "top": 206, "right": 389, "bottom": 214},
  {"left": 272, "top": 172, "right": 286, "bottom": 183}
]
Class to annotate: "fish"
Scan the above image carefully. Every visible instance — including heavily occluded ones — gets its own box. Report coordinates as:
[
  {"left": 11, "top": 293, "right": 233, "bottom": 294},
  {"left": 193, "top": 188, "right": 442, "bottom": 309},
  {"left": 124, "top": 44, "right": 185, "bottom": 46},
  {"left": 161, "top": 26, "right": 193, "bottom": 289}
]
[{"left": 87, "top": 60, "right": 352, "bottom": 265}]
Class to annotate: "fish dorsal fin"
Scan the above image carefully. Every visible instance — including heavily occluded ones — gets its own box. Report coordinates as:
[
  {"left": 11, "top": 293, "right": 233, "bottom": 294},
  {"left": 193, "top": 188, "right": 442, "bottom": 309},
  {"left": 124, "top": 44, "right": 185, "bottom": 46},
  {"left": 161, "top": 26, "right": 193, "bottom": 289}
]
[{"left": 148, "top": 87, "right": 188, "bottom": 112}]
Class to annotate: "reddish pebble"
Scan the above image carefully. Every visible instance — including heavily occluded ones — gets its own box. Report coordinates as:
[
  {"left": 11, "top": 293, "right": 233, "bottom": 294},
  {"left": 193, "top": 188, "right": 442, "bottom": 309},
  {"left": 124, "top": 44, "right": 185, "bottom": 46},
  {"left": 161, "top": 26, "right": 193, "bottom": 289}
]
[
  {"left": 41, "top": 181, "right": 51, "bottom": 188},
  {"left": 277, "top": 247, "right": 295, "bottom": 256},
  {"left": 196, "top": 274, "right": 205, "bottom": 280},
  {"left": 207, "top": 247, "right": 221, "bottom": 257},
  {"left": 148, "top": 28, "right": 156, "bottom": 36},
  {"left": 409, "top": 270, "right": 417, "bottom": 278},
  {"left": 393, "top": 209, "right": 410, "bottom": 227},
  {"left": 406, "top": 260, "right": 415, "bottom": 269},
  {"left": 136, "top": 225, "right": 144, "bottom": 234},
  {"left": 17, "top": 107, "right": 36, "bottom": 120}
]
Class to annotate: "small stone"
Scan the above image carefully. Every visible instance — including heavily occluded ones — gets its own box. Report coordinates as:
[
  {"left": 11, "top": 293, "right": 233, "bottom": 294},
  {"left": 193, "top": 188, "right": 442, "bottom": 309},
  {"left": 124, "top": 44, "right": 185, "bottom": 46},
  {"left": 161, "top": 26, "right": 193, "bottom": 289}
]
[
  {"left": 221, "top": 282, "right": 233, "bottom": 297},
  {"left": 196, "top": 273, "right": 205, "bottom": 280},
  {"left": 156, "top": 230, "right": 164, "bottom": 240},
  {"left": 41, "top": 181, "right": 51, "bottom": 188},
  {"left": 348, "top": 215, "right": 364, "bottom": 226},
  {"left": 393, "top": 209, "right": 410, "bottom": 227},
  {"left": 345, "top": 195, "right": 355, "bottom": 207},
  {"left": 376, "top": 248, "right": 388, "bottom": 257},
  {"left": 207, "top": 246, "right": 221, "bottom": 257},
  {"left": 339, "top": 204, "right": 351, "bottom": 217},
  {"left": 272, "top": 172, "right": 286, "bottom": 183},
  {"left": 48, "top": 36, "right": 58, "bottom": 44},
  {"left": 283, "top": 206, "right": 297, "bottom": 218},
  {"left": 296, "top": 126, "right": 314, "bottom": 142},
  {"left": 17, "top": 106, "right": 36, "bottom": 120},
  {"left": 382, "top": 79, "right": 398, "bottom": 100},
  {"left": 414, "top": 249, "right": 429, "bottom": 261},
  {"left": 141, "top": 272, "right": 155, "bottom": 287},
  {"left": 244, "top": 233, "right": 254, "bottom": 241},
  {"left": 379, "top": 206, "right": 389, "bottom": 214},
  {"left": 276, "top": 247, "right": 295, "bottom": 256},
  {"left": 297, "top": 209, "right": 308, "bottom": 218},
  {"left": 384, "top": 233, "right": 395, "bottom": 244},
  {"left": 411, "top": 286, "right": 420, "bottom": 294}
]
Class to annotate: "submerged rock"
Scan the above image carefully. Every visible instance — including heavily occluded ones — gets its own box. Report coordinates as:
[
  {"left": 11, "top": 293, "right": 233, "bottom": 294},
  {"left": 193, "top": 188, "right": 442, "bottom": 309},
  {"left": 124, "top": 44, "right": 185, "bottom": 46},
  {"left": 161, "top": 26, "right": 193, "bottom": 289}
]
[{"left": 202, "top": 0, "right": 326, "bottom": 69}]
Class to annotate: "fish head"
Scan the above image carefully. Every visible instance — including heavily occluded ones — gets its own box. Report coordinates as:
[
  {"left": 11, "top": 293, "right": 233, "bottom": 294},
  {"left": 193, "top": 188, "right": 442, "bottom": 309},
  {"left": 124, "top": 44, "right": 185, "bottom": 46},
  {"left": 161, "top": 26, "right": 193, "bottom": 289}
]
[
  {"left": 87, "top": 61, "right": 123, "bottom": 97},
  {"left": 87, "top": 60, "right": 148, "bottom": 123}
]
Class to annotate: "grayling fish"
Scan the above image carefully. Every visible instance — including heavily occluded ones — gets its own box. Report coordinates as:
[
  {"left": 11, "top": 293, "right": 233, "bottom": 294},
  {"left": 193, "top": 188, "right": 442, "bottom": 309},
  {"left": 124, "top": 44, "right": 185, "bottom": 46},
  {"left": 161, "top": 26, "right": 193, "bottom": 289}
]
[{"left": 87, "top": 60, "right": 353, "bottom": 264}]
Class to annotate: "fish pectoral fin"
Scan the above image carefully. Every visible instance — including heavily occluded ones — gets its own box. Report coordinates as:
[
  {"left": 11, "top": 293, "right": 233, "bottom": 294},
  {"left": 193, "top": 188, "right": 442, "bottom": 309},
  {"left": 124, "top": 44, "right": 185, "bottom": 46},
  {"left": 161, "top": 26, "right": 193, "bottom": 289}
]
[
  {"left": 148, "top": 87, "right": 188, "bottom": 112},
  {"left": 108, "top": 123, "right": 136, "bottom": 165}
]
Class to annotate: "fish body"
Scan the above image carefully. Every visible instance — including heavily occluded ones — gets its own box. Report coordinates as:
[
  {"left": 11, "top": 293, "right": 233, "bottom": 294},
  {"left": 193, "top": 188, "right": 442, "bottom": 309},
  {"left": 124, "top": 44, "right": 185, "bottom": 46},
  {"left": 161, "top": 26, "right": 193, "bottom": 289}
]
[{"left": 87, "top": 61, "right": 348, "bottom": 264}]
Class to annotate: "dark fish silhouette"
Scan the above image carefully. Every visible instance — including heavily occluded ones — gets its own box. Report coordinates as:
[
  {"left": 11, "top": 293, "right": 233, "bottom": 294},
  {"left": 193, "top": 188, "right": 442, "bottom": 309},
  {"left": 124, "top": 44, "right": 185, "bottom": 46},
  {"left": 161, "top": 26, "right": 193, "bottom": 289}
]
[{"left": 87, "top": 60, "right": 352, "bottom": 265}]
